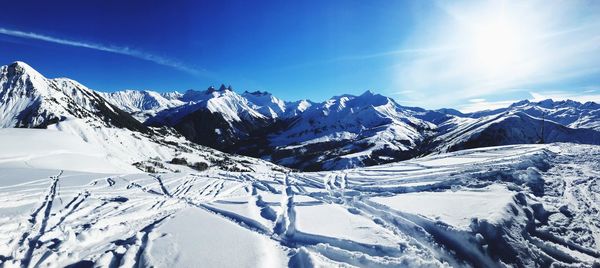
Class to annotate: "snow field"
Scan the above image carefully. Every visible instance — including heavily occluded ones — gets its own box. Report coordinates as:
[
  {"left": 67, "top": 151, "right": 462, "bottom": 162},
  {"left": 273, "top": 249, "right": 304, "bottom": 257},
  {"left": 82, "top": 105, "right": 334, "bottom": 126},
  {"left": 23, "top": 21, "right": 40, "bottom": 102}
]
[{"left": 0, "top": 141, "right": 599, "bottom": 267}]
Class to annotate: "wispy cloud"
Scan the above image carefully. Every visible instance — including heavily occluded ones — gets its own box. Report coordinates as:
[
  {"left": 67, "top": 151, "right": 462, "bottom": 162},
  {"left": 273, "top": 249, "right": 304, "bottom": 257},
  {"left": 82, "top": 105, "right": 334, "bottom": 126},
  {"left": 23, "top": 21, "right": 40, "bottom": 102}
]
[{"left": 0, "top": 27, "right": 203, "bottom": 76}]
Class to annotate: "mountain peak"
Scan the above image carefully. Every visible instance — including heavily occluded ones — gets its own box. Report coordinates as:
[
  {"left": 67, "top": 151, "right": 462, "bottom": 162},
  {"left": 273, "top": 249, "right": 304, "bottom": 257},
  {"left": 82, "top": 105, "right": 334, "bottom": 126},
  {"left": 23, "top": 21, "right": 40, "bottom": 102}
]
[
  {"left": 5, "top": 61, "right": 44, "bottom": 78},
  {"left": 243, "top": 90, "right": 271, "bottom": 96},
  {"left": 361, "top": 90, "right": 375, "bottom": 96},
  {"left": 354, "top": 90, "right": 390, "bottom": 106},
  {"left": 218, "top": 84, "right": 233, "bottom": 92},
  {"left": 10, "top": 61, "right": 34, "bottom": 69},
  {"left": 510, "top": 100, "right": 531, "bottom": 107},
  {"left": 536, "top": 99, "right": 556, "bottom": 108},
  {"left": 206, "top": 86, "right": 217, "bottom": 94}
]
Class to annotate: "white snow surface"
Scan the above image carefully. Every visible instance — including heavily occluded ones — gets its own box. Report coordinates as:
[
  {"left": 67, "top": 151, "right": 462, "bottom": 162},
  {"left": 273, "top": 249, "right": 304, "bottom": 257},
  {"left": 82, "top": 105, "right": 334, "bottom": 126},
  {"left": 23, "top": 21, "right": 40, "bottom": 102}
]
[
  {"left": 1, "top": 142, "right": 599, "bottom": 267},
  {"left": 371, "top": 184, "right": 513, "bottom": 229},
  {"left": 0, "top": 128, "right": 136, "bottom": 173}
]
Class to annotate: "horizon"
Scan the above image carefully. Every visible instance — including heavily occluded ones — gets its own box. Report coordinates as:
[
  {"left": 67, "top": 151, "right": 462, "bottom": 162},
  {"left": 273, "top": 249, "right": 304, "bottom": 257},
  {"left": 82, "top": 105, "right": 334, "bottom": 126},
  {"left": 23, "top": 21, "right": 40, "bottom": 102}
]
[{"left": 1, "top": 0, "right": 599, "bottom": 112}]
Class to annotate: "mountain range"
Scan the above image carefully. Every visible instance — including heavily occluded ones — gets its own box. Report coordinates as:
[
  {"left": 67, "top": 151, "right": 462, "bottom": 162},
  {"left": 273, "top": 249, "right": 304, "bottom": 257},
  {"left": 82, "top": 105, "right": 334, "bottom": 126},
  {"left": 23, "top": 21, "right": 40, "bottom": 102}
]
[
  {"left": 0, "top": 61, "right": 283, "bottom": 173},
  {"left": 2, "top": 61, "right": 600, "bottom": 171}
]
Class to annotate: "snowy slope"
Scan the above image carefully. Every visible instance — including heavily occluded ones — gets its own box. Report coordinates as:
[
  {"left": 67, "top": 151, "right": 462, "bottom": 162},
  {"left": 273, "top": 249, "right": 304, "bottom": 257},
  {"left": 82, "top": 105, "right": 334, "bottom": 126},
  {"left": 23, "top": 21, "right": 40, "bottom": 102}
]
[
  {"left": 100, "top": 90, "right": 184, "bottom": 121},
  {"left": 465, "top": 99, "right": 600, "bottom": 131},
  {"left": 144, "top": 86, "right": 277, "bottom": 151},
  {"left": 0, "top": 128, "right": 136, "bottom": 173},
  {"left": 1, "top": 143, "right": 598, "bottom": 267},
  {"left": 433, "top": 110, "right": 600, "bottom": 153},
  {"left": 268, "top": 91, "right": 435, "bottom": 170},
  {"left": 0, "top": 62, "right": 147, "bottom": 132}
]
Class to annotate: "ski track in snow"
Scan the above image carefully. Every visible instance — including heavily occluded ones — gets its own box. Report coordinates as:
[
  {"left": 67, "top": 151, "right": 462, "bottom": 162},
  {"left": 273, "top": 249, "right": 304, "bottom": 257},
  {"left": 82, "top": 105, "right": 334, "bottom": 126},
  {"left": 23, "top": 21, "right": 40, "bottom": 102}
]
[{"left": 1, "top": 144, "right": 600, "bottom": 267}]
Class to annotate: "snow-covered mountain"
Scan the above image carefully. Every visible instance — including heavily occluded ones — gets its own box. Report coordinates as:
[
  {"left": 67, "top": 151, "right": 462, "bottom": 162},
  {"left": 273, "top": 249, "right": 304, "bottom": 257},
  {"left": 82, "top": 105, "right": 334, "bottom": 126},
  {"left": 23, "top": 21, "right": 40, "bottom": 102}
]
[
  {"left": 3, "top": 61, "right": 600, "bottom": 172},
  {"left": 143, "top": 86, "right": 277, "bottom": 152},
  {"left": 433, "top": 110, "right": 600, "bottom": 152},
  {"left": 428, "top": 99, "right": 600, "bottom": 154},
  {"left": 267, "top": 91, "right": 435, "bottom": 170},
  {"left": 129, "top": 88, "right": 436, "bottom": 170},
  {"left": 464, "top": 99, "right": 600, "bottom": 130},
  {"left": 0, "top": 61, "right": 283, "bottom": 173},
  {"left": 102, "top": 82, "right": 600, "bottom": 171},
  {"left": 0, "top": 61, "right": 147, "bottom": 132},
  {"left": 99, "top": 90, "right": 184, "bottom": 121},
  {"left": 242, "top": 90, "right": 313, "bottom": 119}
]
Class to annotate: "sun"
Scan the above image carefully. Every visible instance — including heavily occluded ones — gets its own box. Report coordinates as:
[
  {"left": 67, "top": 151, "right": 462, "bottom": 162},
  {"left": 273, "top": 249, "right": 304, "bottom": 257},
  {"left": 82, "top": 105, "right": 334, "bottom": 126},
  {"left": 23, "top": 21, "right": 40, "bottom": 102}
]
[{"left": 469, "top": 17, "right": 524, "bottom": 76}]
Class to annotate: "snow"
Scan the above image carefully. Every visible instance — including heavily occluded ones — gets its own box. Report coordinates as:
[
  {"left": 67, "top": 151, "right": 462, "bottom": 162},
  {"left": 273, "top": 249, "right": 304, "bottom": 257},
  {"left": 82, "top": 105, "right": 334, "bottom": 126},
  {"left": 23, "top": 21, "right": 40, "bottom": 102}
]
[
  {"left": 371, "top": 185, "right": 513, "bottom": 229},
  {"left": 0, "top": 143, "right": 599, "bottom": 267},
  {"left": 138, "top": 87, "right": 272, "bottom": 126},
  {"left": 150, "top": 207, "right": 288, "bottom": 267},
  {"left": 294, "top": 203, "right": 398, "bottom": 247},
  {"left": 2, "top": 61, "right": 600, "bottom": 267},
  {"left": 0, "top": 128, "right": 135, "bottom": 173},
  {"left": 100, "top": 90, "right": 185, "bottom": 121},
  {"left": 267, "top": 91, "right": 432, "bottom": 169}
]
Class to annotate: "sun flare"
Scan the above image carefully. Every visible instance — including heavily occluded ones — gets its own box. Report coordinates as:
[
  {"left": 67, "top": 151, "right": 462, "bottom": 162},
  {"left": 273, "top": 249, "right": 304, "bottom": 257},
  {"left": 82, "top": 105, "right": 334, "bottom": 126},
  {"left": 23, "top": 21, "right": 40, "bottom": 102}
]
[{"left": 470, "top": 18, "right": 523, "bottom": 74}]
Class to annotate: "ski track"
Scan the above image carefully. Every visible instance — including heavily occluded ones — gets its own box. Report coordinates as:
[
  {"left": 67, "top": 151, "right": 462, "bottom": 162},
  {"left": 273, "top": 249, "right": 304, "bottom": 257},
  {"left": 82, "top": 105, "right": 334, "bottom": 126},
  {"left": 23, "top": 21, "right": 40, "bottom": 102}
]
[{"left": 1, "top": 144, "right": 600, "bottom": 267}]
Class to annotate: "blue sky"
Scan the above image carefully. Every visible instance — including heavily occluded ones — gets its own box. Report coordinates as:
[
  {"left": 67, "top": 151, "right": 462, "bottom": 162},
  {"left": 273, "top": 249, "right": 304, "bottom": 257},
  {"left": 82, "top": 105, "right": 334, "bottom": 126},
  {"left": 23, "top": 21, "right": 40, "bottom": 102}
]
[{"left": 1, "top": 0, "right": 599, "bottom": 111}]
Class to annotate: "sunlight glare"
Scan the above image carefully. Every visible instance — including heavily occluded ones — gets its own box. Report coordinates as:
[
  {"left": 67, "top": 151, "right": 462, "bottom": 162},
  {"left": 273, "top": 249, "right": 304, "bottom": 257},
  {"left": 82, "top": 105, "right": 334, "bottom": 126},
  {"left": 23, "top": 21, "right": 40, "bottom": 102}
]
[{"left": 469, "top": 17, "right": 524, "bottom": 75}]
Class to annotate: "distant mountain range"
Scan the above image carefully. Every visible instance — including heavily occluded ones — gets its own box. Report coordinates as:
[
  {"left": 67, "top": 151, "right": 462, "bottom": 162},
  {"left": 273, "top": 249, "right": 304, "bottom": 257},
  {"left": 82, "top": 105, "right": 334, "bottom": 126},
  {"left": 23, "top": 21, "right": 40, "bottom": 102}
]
[{"left": 2, "top": 61, "right": 600, "bottom": 171}]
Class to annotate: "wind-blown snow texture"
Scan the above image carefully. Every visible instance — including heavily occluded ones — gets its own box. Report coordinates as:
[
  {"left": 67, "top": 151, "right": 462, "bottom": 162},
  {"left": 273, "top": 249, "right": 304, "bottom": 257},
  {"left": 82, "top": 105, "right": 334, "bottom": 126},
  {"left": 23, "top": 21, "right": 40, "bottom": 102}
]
[{"left": 0, "top": 140, "right": 599, "bottom": 267}]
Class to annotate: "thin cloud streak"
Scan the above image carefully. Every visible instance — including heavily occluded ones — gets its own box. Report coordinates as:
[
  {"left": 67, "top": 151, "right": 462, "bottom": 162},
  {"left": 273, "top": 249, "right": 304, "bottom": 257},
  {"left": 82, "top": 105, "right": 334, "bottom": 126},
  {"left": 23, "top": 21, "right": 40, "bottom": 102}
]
[{"left": 0, "top": 27, "right": 202, "bottom": 76}]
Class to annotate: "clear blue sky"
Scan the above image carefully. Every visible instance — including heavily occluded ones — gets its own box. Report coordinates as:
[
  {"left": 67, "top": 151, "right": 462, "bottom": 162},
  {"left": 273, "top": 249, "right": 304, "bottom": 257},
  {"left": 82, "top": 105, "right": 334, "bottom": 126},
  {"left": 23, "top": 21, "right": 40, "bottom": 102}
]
[{"left": 1, "top": 0, "right": 599, "bottom": 111}]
